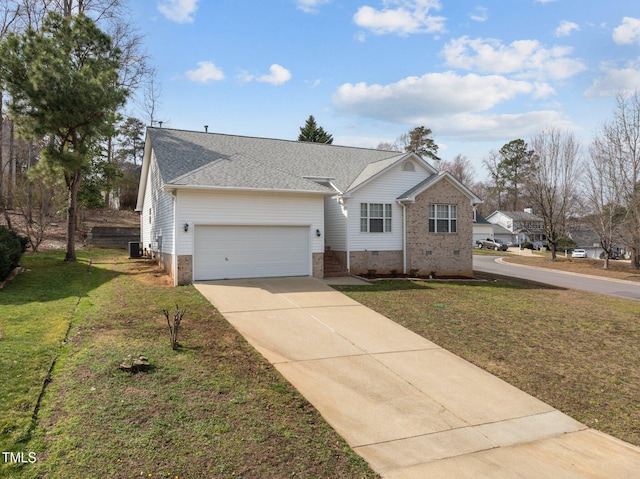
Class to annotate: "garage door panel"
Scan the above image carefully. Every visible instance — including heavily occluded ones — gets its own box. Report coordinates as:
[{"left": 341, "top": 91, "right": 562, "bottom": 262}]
[{"left": 194, "top": 226, "right": 310, "bottom": 280}]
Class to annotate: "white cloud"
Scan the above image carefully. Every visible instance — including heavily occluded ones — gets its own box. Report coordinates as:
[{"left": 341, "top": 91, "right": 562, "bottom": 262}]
[
  {"left": 353, "top": 0, "right": 446, "bottom": 36},
  {"left": 431, "top": 111, "right": 575, "bottom": 141},
  {"left": 158, "top": 0, "right": 199, "bottom": 24},
  {"left": 585, "top": 60, "right": 640, "bottom": 97},
  {"left": 295, "top": 0, "right": 332, "bottom": 13},
  {"left": 332, "top": 71, "right": 542, "bottom": 125},
  {"left": 237, "top": 70, "right": 254, "bottom": 83},
  {"left": 613, "top": 17, "right": 640, "bottom": 45},
  {"left": 555, "top": 20, "right": 580, "bottom": 37},
  {"left": 469, "top": 6, "right": 488, "bottom": 23},
  {"left": 257, "top": 64, "right": 292, "bottom": 86},
  {"left": 442, "top": 36, "right": 586, "bottom": 80},
  {"left": 185, "top": 61, "right": 225, "bottom": 83}
]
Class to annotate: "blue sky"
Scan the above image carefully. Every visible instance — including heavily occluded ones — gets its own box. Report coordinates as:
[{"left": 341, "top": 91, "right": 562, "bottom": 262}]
[{"left": 128, "top": 0, "right": 640, "bottom": 177}]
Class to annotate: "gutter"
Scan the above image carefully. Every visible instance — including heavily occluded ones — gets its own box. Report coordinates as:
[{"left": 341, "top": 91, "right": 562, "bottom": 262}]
[{"left": 162, "top": 184, "right": 334, "bottom": 196}]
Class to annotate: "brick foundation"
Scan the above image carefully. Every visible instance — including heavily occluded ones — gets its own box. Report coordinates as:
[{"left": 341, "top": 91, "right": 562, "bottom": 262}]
[{"left": 349, "top": 250, "right": 403, "bottom": 275}]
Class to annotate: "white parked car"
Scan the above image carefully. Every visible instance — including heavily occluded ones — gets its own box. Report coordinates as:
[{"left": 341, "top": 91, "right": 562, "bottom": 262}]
[{"left": 572, "top": 249, "right": 587, "bottom": 258}]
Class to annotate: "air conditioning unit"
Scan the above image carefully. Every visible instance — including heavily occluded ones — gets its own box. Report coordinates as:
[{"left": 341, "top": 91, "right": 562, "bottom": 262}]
[{"left": 129, "top": 241, "right": 142, "bottom": 259}]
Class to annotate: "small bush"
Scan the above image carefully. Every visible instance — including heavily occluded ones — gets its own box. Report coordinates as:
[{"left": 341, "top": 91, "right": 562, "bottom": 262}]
[
  {"left": 557, "top": 236, "right": 577, "bottom": 251},
  {"left": 0, "top": 226, "right": 24, "bottom": 281},
  {"left": 521, "top": 241, "right": 533, "bottom": 250}
]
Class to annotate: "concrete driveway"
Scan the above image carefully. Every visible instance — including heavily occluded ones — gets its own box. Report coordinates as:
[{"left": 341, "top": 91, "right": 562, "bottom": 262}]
[{"left": 194, "top": 277, "right": 640, "bottom": 478}]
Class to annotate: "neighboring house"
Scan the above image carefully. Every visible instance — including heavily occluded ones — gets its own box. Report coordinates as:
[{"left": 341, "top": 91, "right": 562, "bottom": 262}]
[
  {"left": 472, "top": 213, "right": 494, "bottom": 245},
  {"left": 136, "top": 128, "right": 482, "bottom": 285},
  {"left": 492, "top": 224, "right": 514, "bottom": 245},
  {"left": 567, "top": 224, "right": 625, "bottom": 259},
  {"left": 486, "top": 209, "right": 546, "bottom": 245}
]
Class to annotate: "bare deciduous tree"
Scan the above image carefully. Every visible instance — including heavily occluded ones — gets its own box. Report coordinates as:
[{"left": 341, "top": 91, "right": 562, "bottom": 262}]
[
  {"left": 438, "top": 154, "right": 475, "bottom": 186},
  {"left": 527, "top": 129, "right": 582, "bottom": 260},
  {"left": 585, "top": 133, "right": 626, "bottom": 269},
  {"left": 13, "top": 166, "right": 66, "bottom": 251},
  {"left": 482, "top": 149, "right": 508, "bottom": 212},
  {"left": 590, "top": 92, "right": 640, "bottom": 269}
]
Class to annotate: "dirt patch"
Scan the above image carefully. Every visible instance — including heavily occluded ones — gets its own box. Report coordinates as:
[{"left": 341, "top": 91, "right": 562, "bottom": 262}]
[{"left": 2, "top": 208, "right": 139, "bottom": 250}]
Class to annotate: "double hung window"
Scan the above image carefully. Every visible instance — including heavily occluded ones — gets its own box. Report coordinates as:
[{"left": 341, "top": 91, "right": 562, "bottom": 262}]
[
  {"left": 429, "top": 204, "right": 457, "bottom": 233},
  {"left": 360, "top": 203, "right": 392, "bottom": 233}
]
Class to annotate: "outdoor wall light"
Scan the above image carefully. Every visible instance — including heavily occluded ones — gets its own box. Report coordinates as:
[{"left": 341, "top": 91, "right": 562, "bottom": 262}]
[
  {"left": 316, "top": 229, "right": 321, "bottom": 237},
  {"left": 183, "top": 223, "right": 189, "bottom": 232}
]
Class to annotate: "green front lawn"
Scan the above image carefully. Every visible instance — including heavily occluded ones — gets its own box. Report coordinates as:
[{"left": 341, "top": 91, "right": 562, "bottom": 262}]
[{"left": 1, "top": 250, "right": 378, "bottom": 479}]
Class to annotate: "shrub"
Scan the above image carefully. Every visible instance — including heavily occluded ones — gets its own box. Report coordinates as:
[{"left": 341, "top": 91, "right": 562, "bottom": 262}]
[
  {"left": 557, "top": 236, "right": 577, "bottom": 251},
  {"left": 521, "top": 241, "right": 534, "bottom": 250},
  {"left": 0, "top": 226, "right": 24, "bottom": 281}
]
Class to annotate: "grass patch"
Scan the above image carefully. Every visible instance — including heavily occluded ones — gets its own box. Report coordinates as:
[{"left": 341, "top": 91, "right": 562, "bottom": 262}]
[
  {"left": 337, "top": 278, "right": 640, "bottom": 447},
  {"left": 1, "top": 250, "right": 378, "bottom": 479},
  {"left": 0, "top": 250, "right": 113, "bottom": 453}
]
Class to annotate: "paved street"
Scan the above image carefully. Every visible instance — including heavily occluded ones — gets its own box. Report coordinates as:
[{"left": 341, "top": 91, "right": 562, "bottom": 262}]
[{"left": 473, "top": 255, "right": 640, "bottom": 300}]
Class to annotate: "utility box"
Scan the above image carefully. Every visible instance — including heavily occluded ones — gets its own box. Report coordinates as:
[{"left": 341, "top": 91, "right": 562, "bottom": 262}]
[{"left": 129, "top": 241, "right": 142, "bottom": 259}]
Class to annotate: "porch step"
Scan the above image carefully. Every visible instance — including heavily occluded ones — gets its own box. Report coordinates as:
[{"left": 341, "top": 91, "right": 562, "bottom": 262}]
[
  {"left": 324, "top": 248, "right": 348, "bottom": 277},
  {"left": 324, "top": 270, "right": 349, "bottom": 278}
]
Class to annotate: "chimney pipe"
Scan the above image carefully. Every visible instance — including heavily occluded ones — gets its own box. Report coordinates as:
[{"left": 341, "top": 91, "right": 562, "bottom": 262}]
[{"left": 204, "top": 125, "right": 208, "bottom": 133}]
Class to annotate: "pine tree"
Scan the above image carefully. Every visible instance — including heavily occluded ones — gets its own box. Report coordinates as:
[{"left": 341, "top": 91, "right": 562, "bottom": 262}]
[
  {"left": 0, "top": 12, "right": 129, "bottom": 261},
  {"left": 298, "top": 115, "right": 333, "bottom": 144}
]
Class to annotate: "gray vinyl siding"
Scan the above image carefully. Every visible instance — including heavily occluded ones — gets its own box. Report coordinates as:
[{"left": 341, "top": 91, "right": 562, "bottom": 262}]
[
  {"left": 324, "top": 196, "right": 347, "bottom": 251},
  {"left": 348, "top": 162, "right": 432, "bottom": 252},
  {"left": 141, "top": 151, "right": 175, "bottom": 255}
]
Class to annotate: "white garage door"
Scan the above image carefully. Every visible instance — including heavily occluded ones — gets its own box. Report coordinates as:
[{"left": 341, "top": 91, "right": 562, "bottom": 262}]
[{"left": 194, "top": 225, "right": 311, "bottom": 280}]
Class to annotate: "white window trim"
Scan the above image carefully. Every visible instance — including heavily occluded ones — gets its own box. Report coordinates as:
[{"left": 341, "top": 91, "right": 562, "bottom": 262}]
[
  {"left": 429, "top": 204, "right": 458, "bottom": 233},
  {"left": 360, "top": 203, "right": 392, "bottom": 233}
]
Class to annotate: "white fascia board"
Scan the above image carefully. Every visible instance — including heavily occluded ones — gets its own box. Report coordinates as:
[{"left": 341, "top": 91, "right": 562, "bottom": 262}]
[
  {"left": 406, "top": 172, "right": 483, "bottom": 205},
  {"left": 345, "top": 152, "right": 435, "bottom": 196},
  {"left": 135, "top": 136, "right": 153, "bottom": 211},
  {"left": 162, "top": 184, "right": 334, "bottom": 197}
]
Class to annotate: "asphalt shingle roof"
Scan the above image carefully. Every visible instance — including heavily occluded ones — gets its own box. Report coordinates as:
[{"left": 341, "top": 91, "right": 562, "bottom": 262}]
[
  {"left": 148, "top": 128, "right": 409, "bottom": 194},
  {"left": 495, "top": 210, "right": 544, "bottom": 222}
]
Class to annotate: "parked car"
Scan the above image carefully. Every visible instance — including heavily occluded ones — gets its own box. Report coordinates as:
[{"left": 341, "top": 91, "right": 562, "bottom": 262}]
[
  {"left": 572, "top": 249, "right": 587, "bottom": 258},
  {"left": 599, "top": 251, "right": 619, "bottom": 260},
  {"left": 476, "top": 238, "right": 509, "bottom": 251}
]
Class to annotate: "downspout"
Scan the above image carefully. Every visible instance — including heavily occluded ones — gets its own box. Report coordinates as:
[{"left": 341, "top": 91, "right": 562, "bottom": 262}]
[
  {"left": 344, "top": 200, "right": 350, "bottom": 273},
  {"left": 401, "top": 202, "right": 407, "bottom": 275},
  {"left": 172, "top": 193, "right": 178, "bottom": 287}
]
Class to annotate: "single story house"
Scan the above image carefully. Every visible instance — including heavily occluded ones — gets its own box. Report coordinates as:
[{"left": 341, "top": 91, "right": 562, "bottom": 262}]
[
  {"left": 136, "top": 128, "right": 482, "bottom": 285},
  {"left": 567, "top": 224, "right": 626, "bottom": 259}
]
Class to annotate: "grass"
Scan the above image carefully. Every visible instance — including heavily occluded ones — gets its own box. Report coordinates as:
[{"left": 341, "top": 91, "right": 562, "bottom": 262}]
[
  {"left": 0, "top": 253, "right": 100, "bottom": 452},
  {"left": 0, "top": 250, "right": 378, "bottom": 479},
  {"left": 336, "top": 276, "right": 640, "bottom": 447}
]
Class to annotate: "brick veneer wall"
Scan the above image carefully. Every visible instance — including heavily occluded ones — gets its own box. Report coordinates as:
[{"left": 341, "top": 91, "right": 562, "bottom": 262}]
[{"left": 405, "top": 178, "right": 473, "bottom": 277}]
